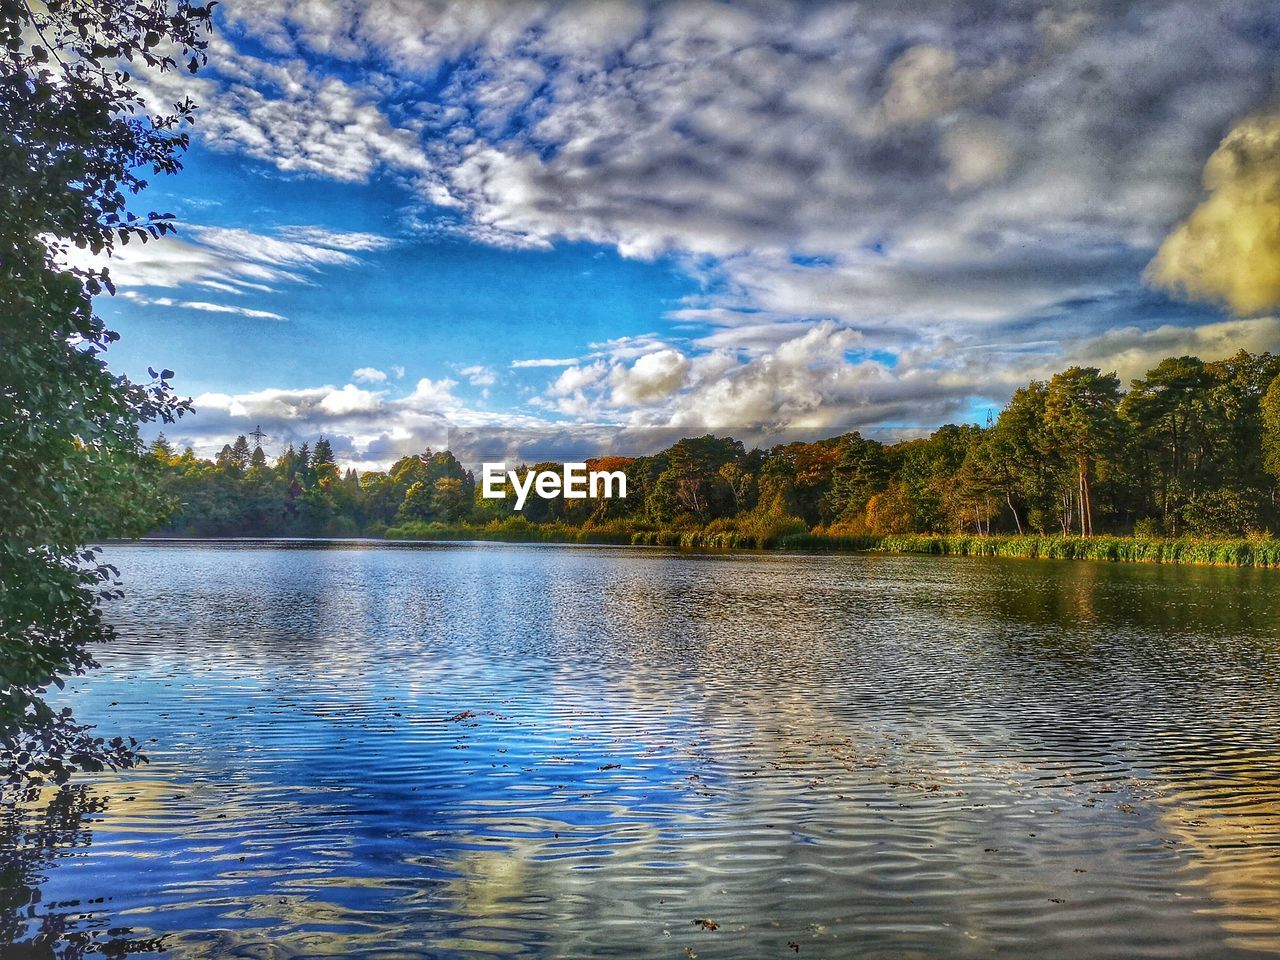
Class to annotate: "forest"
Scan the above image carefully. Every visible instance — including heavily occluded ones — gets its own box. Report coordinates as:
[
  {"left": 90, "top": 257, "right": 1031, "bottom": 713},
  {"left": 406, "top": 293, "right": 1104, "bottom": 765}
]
[{"left": 138, "top": 350, "right": 1280, "bottom": 553}]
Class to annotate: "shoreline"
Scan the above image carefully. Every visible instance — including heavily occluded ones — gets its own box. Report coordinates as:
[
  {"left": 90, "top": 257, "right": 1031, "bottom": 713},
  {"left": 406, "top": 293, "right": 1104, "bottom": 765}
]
[{"left": 129, "top": 531, "right": 1280, "bottom": 568}]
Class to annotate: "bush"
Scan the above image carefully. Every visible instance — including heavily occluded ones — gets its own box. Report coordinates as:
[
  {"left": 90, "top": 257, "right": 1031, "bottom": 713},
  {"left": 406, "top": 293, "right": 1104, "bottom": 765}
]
[
  {"left": 1133, "top": 517, "right": 1163, "bottom": 538},
  {"left": 1182, "top": 488, "right": 1267, "bottom": 538}
]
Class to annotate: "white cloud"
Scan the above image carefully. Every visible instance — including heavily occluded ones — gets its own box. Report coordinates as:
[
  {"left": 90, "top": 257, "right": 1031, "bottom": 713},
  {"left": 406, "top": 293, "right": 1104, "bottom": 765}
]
[
  {"left": 1148, "top": 111, "right": 1280, "bottom": 316},
  {"left": 511, "top": 357, "right": 578, "bottom": 368},
  {"left": 121, "top": 292, "right": 287, "bottom": 321},
  {"left": 1062, "top": 316, "right": 1280, "bottom": 386},
  {"left": 402, "top": 377, "right": 462, "bottom": 413},
  {"left": 353, "top": 367, "right": 388, "bottom": 383},
  {"left": 941, "top": 118, "right": 1015, "bottom": 191},
  {"left": 548, "top": 361, "right": 608, "bottom": 398},
  {"left": 142, "top": 2, "right": 1280, "bottom": 442},
  {"left": 141, "top": 42, "right": 446, "bottom": 196},
  {"left": 609, "top": 349, "right": 689, "bottom": 406},
  {"left": 87, "top": 223, "right": 394, "bottom": 296},
  {"left": 319, "top": 383, "right": 384, "bottom": 416},
  {"left": 274, "top": 226, "right": 399, "bottom": 251},
  {"left": 458, "top": 364, "right": 497, "bottom": 387}
]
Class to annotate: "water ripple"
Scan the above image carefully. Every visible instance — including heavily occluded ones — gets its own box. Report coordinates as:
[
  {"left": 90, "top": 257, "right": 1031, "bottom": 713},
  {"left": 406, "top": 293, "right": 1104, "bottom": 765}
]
[{"left": 7, "top": 541, "right": 1280, "bottom": 958}]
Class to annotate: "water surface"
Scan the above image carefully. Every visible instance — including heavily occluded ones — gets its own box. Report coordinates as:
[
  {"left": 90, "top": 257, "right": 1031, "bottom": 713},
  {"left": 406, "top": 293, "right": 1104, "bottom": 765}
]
[{"left": 13, "top": 541, "right": 1280, "bottom": 958}]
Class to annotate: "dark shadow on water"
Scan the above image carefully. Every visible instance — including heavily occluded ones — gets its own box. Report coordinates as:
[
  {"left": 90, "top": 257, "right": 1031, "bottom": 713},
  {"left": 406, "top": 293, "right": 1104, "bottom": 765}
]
[{"left": 0, "top": 784, "right": 164, "bottom": 959}]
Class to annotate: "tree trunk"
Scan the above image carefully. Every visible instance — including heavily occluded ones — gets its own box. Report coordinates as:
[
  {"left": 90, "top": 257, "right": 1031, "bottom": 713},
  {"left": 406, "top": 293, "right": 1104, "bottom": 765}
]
[
  {"left": 1082, "top": 469, "right": 1094, "bottom": 537},
  {"left": 1078, "top": 466, "right": 1086, "bottom": 537},
  {"left": 1006, "top": 490, "right": 1023, "bottom": 535}
]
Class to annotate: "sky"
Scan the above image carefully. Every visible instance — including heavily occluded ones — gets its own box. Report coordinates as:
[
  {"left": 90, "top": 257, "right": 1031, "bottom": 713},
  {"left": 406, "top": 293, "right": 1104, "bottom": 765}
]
[{"left": 94, "top": 0, "right": 1280, "bottom": 469}]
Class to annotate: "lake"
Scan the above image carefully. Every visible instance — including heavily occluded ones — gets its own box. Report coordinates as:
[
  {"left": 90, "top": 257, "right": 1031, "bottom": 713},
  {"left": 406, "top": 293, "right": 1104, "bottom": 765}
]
[{"left": 15, "top": 540, "right": 1280, "bottom": 957}]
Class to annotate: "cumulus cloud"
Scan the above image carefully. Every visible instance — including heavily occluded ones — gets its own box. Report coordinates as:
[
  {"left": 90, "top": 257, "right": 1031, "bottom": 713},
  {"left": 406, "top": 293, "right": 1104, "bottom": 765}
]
[
  {"left": 609, "top": 349, "right": 689, "bottom": 405},
  {"left": 173, "top": 374, "right": 599, "bottom": 471},
  {"left": 141, "top": 1, "right": 1280, "bottom": 446},
  {"left": 318, "top": 383, "right": 384, "bottom": 416},
  {"left": 528, "top": 321, "right": 972, "bottom": 436},
  {"left": 352, "top": 367, "right": 388, "bottom": 383},
  {"left": 1061, "top": 315, "right": 1280, "bottom": 386},
  {"left": 1148, "top": 111, "right": 1280, "bottom": 316}
]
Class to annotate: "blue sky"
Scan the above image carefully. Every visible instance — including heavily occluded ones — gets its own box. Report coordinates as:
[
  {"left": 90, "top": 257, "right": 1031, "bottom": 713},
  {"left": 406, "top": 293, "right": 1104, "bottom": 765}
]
[
  {"left": 102, "top": 142, "right": 695, "bottom": 396},
  {"left": 96, "top": 0, "right": 1280, "bottom": 468}
]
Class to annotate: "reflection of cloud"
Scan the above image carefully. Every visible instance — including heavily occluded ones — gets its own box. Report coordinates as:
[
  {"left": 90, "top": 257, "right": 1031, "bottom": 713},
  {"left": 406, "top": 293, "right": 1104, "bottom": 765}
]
[
  {"left": 1154, "top": 769, "right": 1280, "bottom": 955},
  {"left": 1149, "top": 112, "right": 1280, "bottom": 316}
]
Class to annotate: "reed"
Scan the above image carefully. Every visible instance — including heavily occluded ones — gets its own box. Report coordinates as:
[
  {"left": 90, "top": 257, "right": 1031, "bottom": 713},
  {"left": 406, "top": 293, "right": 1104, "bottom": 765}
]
[
  {"left": 871, "top": 534, "right": 1280, "bottom": 567},
  {"left": 385, "top": 520, "right": 1280, "bottom": 566}
]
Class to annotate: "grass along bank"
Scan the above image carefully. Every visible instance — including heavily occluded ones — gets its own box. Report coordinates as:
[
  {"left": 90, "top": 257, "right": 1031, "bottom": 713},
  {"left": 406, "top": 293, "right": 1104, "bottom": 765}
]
[
  {"left": 799, "top": 533, "right": 1280, "bottom": 567},
  {"left": 384, "top": 518, "right": 1280, "bottom": 567},
  {"left": 384, "top": 514, "right": 815, "bottom": 550}
]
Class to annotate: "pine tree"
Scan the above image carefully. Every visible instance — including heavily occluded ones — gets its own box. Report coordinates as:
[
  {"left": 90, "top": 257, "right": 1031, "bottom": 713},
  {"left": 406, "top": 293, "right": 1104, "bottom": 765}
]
[
  {"left": 230, "top": 435, "right": 251, "bottom": 470},
  {"left": 312, "top": 437, "right": 335, "bottom": 468},
  {"left": 150, "top": 434, "right": 174, "bottom": 462}
]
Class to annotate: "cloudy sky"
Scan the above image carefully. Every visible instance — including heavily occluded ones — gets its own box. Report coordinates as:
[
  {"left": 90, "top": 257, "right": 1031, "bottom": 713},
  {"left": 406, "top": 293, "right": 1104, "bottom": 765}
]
[{"left": 97, "top": 0, "right": 1280, "bottom": 468}]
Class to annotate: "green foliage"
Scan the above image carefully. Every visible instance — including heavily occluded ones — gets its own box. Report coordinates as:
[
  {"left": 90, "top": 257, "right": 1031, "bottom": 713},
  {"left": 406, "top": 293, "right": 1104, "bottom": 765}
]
[
  {"left": 1263, "top": 371, "right": 1280, "bottom": 484},
  {"left": 1181, "top": 487, "right": 1267, "bottom": 537},
  {"left": 1133, "top": 517, "right": 1164, "bottom": 538},
  {"left": 134, "top": 348, "right": 1280, "bottom": 569},
  {"left": 1044, "top": 366, "right": 1123, "bottom": 536},
  {"left": 1, "top": 0, "right": 213, "bottom": 782}
]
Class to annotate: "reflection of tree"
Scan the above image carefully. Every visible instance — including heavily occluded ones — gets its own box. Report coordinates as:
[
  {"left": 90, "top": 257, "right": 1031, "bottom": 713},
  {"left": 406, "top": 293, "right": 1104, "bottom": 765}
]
[{"left": 0, "top": 784, "right": 164, "bottom": 959}]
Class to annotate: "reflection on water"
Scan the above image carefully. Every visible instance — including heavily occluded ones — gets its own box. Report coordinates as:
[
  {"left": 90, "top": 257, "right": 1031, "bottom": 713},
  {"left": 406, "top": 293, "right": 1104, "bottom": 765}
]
[
  {"left": 4, "top": 541, "right": 1280, "bottom": 958},
  {"left": 0, "top": 782, "right": 167, "bottom": 958}
]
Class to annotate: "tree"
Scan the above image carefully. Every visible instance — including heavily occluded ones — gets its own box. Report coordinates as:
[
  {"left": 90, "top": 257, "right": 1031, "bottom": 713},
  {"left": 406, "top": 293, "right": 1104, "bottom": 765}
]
[
  {"left": 149, "top": 433, "right": 175, "bottom": 464},
  {"left": 718, "top": 461, "right": 754, "bottom": 515},
  {"left": 661, "top": 435, "right": 742, "bottom": 518},
  {"left": 1044, "top": 367, "right": 1122, "bottom": 536},
  {"left": 312, "top": 436, "right": 335, "bottom": 469},
  {"left": 296, "top": 442, "right": 313, "bottom": 485},
  {"left": 229, "top": 434, "right": 250, "bottom": 471},
  {"left": 1263, "top": 371, "right": 1280, "bottom": 492},
  {"left": 0, "top": 0, "right": 214, "bottom": 782},
  {"left": 1204, "top": 351, "right": 1280, "bottom": 490},
  {"left": 988, "top": 383, "right": 1059, "bottom": 534},
  {"left": 827, "top": 433, "right": 891, "bottom": 526},
  {"left": 1121, "top": 356, "right": 1213, "bottom": 531}
]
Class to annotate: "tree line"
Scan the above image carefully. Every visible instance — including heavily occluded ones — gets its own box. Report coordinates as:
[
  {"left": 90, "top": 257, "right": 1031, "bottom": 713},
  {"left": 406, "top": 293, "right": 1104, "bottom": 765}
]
[{"left": 147, "top": 349, "right": 1280, "bottom": 542}]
